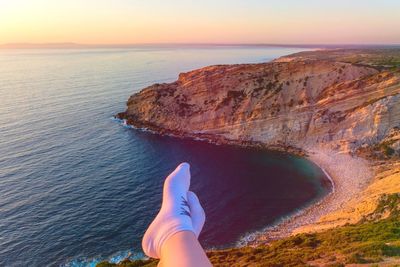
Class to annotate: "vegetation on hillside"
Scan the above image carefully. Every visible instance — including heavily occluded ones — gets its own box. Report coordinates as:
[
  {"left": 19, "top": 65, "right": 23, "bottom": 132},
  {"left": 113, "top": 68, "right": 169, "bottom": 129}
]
[
  {"left": 357, "top": 127, "right": 400, "bottom": 160},
  {"left": 97, "top": 193, "right": 400, "bottom": 267},
  {"left": 285, "top": 49, "right": 400, "bottom": 70}
]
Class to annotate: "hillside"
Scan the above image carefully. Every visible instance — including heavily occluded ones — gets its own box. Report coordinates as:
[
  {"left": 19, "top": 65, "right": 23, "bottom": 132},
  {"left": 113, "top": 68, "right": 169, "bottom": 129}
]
[
  {"left": 98, "top": 193, "right": 400, "bottom": 267},
  {"left": 117, "top": 50, "right": 400, "bottom": 154}
]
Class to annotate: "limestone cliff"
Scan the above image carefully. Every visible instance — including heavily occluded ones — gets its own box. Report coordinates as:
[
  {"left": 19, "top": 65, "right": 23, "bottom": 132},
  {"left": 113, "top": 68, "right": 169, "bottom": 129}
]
[
  {"left": 117, "top": 49, "right": 400, "bottom": 235},
  {"left": 118, "top": 49, "right": 400, "bottom": 155},
  {"left": 110, "top": 49, "right": 400, "bottom": 266}
]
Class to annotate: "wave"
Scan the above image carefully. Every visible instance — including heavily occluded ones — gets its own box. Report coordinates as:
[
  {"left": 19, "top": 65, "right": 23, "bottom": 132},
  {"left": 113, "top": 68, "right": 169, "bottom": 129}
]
[
  {"left": 111, "top": 117, "right": 223, "bottom": 146},
  {"left": 318, "top": 166, "right": 335, "bottom": 193},
  {"left": 63, "top": 250, "right": 145, "bottom": 267},
  {"left": 111, "top": 117, "right": 157, "bottom": 134}
]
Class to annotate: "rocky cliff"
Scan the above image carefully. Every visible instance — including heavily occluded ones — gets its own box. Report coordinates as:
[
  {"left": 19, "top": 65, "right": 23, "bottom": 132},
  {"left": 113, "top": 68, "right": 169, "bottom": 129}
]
[
  {"left": 109, "top": 49, "right": 400, "bottom": 266},
  {"left": 117, "top": 49, "right": 400, "bottom": 235},
  {"left": 118, "top": 49, "right": 400, "bottom": 155}
]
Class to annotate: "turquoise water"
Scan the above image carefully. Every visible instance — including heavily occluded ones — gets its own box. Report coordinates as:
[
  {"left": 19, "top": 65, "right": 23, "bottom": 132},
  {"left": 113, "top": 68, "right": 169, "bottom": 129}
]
[{"left": 0, "top": 45, "right": 329, "bottom": 266}]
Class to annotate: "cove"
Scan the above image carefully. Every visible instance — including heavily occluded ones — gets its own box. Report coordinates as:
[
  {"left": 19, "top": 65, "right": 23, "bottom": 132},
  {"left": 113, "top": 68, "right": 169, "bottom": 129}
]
[{"left": 122, "top": 127, "right": 332, "bottom": 249}]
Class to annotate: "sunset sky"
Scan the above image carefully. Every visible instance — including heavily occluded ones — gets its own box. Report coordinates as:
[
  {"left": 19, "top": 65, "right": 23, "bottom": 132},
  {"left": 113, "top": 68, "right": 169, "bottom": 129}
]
[{"left": 0, "top": 0, "right": 399, "bottom": 45}]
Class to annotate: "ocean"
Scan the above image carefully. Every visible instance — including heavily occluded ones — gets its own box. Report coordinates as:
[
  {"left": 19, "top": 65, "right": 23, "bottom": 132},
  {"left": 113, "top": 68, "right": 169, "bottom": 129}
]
[{"left": 0, "top": 45, "right": 330, "bottom": 266}]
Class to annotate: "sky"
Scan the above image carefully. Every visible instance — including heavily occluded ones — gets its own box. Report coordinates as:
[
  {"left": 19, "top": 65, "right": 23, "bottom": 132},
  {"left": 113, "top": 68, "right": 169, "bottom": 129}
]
[{"left": 0, "top": 0, "right": 399, "bottom": 45}]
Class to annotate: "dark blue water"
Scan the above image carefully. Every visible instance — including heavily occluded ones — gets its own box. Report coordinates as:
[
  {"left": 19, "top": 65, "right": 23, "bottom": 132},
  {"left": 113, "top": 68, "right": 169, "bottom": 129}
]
[{"left": 0, "top": 46, "right": 328, "bottom": 267}]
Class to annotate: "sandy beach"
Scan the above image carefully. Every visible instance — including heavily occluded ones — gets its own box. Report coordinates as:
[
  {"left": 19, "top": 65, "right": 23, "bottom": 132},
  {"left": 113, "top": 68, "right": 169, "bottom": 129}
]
[{"left": 247, "top": 147, "right": 374, "bottom": 245}]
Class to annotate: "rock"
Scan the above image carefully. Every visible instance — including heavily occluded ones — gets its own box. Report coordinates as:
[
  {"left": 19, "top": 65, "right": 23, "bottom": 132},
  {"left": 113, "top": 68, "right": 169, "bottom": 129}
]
[{"left": 119, "top": 49, "right": 400, "bottom": 154}]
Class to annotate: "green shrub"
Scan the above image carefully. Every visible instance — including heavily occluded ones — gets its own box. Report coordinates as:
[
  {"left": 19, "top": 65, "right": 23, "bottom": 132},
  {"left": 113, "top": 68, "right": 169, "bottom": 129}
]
[{"left": 99, "top": 194, "right": 400, "bottom": 267}]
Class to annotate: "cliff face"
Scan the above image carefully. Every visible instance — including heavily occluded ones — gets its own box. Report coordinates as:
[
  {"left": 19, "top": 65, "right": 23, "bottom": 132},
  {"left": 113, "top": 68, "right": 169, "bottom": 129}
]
[{"left": 119, "top": 50, "right": 400, "bottom": 154}]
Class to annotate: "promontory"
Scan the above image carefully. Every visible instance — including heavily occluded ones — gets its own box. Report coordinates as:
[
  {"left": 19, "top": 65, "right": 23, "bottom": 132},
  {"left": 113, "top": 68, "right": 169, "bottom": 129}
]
[{"left": 109, "top": 48, "right": 400, "bottom": 266}]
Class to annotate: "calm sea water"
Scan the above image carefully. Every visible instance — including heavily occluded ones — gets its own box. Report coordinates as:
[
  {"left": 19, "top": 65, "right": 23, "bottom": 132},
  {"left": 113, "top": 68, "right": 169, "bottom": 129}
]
[{"left": 0, "top": 46, "right": 329, "bottom": 267}]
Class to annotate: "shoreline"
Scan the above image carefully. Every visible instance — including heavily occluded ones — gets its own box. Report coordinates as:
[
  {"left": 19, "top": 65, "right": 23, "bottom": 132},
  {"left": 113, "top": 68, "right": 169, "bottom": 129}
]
[
  {"left": 246, "top": 147, "right": 373, "bottom": 245},
  {"left": 316, "top": 162, "right": 335, "bottom": 194},
  {"left": 111, "top": 47, "right": 400, "bottom": 266},
  {"left": 115, "top": 118, "right": 374, "bottom": 245}
]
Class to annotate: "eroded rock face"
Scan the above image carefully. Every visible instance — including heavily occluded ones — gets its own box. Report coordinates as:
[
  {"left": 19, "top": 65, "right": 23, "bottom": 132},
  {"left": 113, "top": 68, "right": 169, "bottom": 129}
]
[{"left": 119, "top": 52, "right": 400, "bottom": 153}]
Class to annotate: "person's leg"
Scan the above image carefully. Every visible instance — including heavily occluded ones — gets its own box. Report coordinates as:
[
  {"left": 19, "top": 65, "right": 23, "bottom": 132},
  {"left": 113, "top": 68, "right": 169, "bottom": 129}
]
[
  {"left": 159, "top": 231, "right": 212, "bottom": 267},
  {"left": 142, "top": 163, "right": 211, "bottom": 267}
]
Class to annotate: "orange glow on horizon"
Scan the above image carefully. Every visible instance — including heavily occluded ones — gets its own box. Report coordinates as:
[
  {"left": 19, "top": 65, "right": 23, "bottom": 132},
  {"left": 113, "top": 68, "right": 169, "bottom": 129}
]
[{"left": 0, "top": 0, "right": 399, "bottom": 45}]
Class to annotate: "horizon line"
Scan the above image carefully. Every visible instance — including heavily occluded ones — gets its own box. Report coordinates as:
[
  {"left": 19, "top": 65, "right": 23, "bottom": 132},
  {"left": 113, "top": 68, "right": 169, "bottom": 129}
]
[{"left": 1, "top": 42, "right": 400, "bottom": 49}]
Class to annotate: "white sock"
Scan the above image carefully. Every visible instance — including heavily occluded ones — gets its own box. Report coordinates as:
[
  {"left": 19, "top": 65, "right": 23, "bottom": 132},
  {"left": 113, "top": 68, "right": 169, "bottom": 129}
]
[
  {"left": 142, "top": 163, "right": 195, "bottom": 259},
  {"left": 187, "top": 191, "right": 205, "bottom": 238}
]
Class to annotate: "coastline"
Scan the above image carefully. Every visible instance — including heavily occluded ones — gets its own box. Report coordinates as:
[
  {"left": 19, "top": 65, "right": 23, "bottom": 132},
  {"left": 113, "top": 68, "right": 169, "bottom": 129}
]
[
  {"left": 246, "top": 147, "right": 373, "bottom": 245},
  {"left": 110, "top": 47, "right": 400, "bottom": 266},
  {"left": 115, "top": 44, "right": 400, "bottom": 247},
  {"left": 116, "top": 119, "right": 374, "bottom": 245},
  {"left": 106, "top": 119, "right": 400, "bottom": 267}
]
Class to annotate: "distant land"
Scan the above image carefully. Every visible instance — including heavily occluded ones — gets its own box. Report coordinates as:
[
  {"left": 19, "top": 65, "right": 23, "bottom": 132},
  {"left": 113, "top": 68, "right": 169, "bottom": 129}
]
[{"left": 1, "top": 42, "right": 400, "bottom": 49}]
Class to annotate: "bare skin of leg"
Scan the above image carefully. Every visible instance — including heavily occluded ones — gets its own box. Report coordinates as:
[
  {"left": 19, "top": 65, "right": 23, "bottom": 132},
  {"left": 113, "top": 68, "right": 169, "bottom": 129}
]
[{"left": 158, "top": 231, "right": 212, "bottom": 267}]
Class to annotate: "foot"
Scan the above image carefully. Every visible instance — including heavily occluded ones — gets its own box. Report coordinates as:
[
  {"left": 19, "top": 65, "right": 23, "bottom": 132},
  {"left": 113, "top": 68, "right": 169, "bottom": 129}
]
[
  {"left": 142, "top": 163, "right": 195, "bottom": 259},
  {"left": 187, "top": 191, "right": 205, "bottom": 238}
]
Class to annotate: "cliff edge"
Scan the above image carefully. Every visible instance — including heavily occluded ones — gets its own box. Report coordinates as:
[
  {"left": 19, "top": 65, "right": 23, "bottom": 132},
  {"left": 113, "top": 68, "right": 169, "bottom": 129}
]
[
  {"left": 118, "top": 49, "right": 399, "bottom": 154},
  {"left": 117, "top": 48, "right": 400, "bottom": 239}
]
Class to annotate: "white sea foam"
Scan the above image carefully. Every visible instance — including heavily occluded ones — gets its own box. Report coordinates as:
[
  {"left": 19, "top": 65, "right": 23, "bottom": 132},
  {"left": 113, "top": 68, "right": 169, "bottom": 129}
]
[
  {"left": 319, "top": 166, "right": 335, "bottom": 193},
  {"left": 112, "top": 117, "right": 161, "bottom": 133},
  {"left": 64, "top": 250, "right": 145, "bottom": 267}
]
